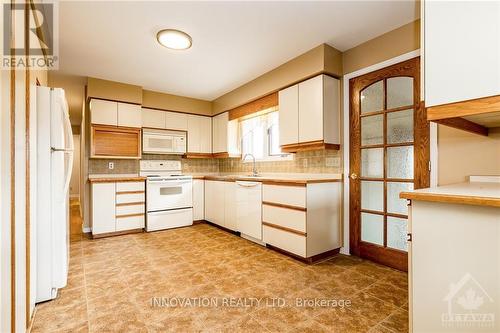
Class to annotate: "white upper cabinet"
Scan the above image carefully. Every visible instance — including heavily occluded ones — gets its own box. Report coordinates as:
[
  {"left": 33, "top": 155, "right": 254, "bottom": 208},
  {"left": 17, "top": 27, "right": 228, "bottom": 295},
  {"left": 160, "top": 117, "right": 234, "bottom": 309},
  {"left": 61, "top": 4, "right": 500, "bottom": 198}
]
[
  {"left": 90, "top": 99, "right": 118, "bottom": 126},
  {"left": 298, "top": 75, "right": 324, "bottom": 143},
  {"left": 91, "top": 99, "right": 141, "bottom": 128},
  {"left": 164, "top": 112, "right": 188, "bottom": 131},
  {"left": 279, "top": 85, "right": 299, "bottom": 146},
  {"left": 142, "top": 108, "right": 166, "bottom": 129},
  {"left": 187, "top": 114, "right": 212, "bottom": 154},
  {"left": 117, "top": 103, "right": 142, "bottom": 128},
  {"left": 212, "top": 112, "right": 228, "bottom": 153},
  {"left": 278, "top": 74, "right": 340, "bottom": 147},
  {"left": 424, "top": 1, "right": 500, "bottom": 107}
]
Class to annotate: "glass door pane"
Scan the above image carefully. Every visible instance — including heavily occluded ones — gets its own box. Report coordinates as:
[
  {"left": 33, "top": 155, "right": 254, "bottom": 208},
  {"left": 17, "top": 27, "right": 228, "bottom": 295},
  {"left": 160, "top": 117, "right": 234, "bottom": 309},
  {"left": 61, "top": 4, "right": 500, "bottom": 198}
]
[
  {"left": 387, "top": 217, "right": 408, "bottom": 251},
  {"left": 361, "top": 148, "right": 384, "bottom": 178},
  {"left": 361, "top": 213, "right": 384, "bottom": 246},
  {"left": 361, "top": 181, "right": 384, "bottom": 212}
]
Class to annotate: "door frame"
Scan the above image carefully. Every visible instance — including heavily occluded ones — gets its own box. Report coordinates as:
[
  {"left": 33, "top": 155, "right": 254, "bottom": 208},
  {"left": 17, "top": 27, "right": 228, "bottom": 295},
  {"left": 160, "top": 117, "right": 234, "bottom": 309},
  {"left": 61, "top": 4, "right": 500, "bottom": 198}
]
[{"left": 340, "top": 49, "right": 438, "bottom": 256}]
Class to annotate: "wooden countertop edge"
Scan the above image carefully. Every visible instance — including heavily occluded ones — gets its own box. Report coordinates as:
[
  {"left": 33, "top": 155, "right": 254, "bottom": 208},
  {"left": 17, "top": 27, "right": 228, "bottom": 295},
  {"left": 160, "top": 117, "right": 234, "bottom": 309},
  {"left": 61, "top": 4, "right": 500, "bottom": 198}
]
[
  {"left": 400, "top": 191, "right": 500, "bottom": 208},
  {"left": 199, "top": 175, "right": 342, "bottom": 184},
  {"left": 88, "top": 177, "right": 147, "bottom": 183}
]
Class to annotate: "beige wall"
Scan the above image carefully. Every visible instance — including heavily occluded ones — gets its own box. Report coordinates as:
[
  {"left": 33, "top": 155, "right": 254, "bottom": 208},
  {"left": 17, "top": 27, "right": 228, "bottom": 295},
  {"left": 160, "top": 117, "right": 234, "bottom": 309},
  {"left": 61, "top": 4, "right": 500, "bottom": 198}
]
[
  {"left": 212, "top": 44, "right": 343, "bottom": 114},
  {"left": 437, "top": 126, "right": 500, "bottom": 185},
  {"left": 142, "top": 89, "right": 212, "bottom": 116},
  {"left": 48, "top": 73, "right": 86, "bottom": 124},
  {"left": 342, "top": 20, "right": 420, "bottom": 74},
  {"left": 87, "top": 77, "right": 142, "bottom": 104}
]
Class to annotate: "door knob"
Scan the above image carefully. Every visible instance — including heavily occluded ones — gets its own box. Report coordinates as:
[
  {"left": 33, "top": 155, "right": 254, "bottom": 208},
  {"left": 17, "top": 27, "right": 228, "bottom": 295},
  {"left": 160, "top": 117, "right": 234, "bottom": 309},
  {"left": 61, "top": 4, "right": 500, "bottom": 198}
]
[{"left": 350, "top": 173, "right": 358, "bottom": 180}]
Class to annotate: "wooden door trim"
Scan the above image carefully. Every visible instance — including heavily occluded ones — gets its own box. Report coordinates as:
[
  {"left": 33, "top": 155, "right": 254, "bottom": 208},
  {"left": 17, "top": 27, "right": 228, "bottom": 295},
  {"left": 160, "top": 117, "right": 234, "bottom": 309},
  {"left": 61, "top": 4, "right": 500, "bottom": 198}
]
[{"left": 349, "top": 57, "right": 429, "bottom": 271}]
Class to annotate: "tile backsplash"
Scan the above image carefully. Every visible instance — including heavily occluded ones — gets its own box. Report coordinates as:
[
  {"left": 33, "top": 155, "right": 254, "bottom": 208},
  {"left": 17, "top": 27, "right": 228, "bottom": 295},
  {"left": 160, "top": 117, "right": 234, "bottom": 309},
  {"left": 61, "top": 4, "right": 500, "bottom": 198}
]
[{"left": 88, "top": 150, "right": 342, "bottom": 175}]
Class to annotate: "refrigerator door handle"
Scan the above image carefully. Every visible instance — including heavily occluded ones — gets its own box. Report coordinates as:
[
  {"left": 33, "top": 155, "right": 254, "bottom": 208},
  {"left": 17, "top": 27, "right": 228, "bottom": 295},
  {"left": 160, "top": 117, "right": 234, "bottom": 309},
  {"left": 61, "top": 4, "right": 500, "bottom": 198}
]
[{"left": 61, "top": 99, "right": 74, "bottom": 196}]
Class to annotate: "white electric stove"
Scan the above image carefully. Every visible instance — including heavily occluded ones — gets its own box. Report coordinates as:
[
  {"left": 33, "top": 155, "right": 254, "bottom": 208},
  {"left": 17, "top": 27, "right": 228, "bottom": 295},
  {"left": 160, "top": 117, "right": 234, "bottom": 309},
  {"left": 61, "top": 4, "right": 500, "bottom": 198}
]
[{"left": 140, "top": 160, "right": 193, "bottom": 231}]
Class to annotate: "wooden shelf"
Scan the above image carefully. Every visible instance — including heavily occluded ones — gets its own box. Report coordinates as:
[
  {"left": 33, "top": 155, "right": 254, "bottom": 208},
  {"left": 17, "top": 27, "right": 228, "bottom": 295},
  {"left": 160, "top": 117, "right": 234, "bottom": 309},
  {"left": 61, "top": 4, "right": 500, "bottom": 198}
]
[{"left": 426, "top": 95, "right": 500, "bottom": 136}]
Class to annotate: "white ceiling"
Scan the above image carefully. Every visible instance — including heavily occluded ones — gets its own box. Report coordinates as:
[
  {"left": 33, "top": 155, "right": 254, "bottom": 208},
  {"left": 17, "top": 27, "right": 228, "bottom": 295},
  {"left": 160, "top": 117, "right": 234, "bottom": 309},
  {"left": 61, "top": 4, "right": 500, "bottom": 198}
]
[{"left": 58, "top": 1, "right": 418, "bottom": 101}]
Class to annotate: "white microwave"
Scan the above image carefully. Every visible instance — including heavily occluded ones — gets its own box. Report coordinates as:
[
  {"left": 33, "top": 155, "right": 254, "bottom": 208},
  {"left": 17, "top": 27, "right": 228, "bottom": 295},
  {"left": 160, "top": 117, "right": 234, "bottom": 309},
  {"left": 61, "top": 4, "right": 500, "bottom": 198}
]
[{"left": 142, "top": 128, "right": 186, "bottom": 154}]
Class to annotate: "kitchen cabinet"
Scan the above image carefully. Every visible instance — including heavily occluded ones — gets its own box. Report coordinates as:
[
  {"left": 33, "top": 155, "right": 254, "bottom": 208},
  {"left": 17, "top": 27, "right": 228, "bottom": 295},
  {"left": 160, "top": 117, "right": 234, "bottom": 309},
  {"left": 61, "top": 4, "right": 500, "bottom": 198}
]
[
  {"left": 278, "top": 74, "right": 340, "bottom": 152},
  {"left": 224, "top": 182, "right": 237, "bottom": 231},
  {"left": 187, "top": 114, "right": 212, "bottom": 155},
  {"left": 90, "top": 125, "right": 141, "bottom": 159},
  {"left": 192, "top": 179, "right": 205, "bottom": 221},
  {"left": 117, "top": 103, "right": 142, "bottom": 128},
  {"left": 424, "top": 1, "right": 500, "bottom": 108},
  {"left": 261, "top": 181, "right": 341, "bottom": 259},
  {"left": 401, "top": 178, "right": 500, "bottom": 332},
  {"left": 90, "top": 99, "right": 141, "bottom": 128},
  {"left": 204, "top": 180, "right": 237, "bottom": 230},
  {"left": 91, "top": 181, "right": 145, "bottom": 237},
  {"left": 212, "top": 112, "right": 240, "bottom": 157},
  {"left": 279, "top": 85, "right": 299, "bottom": 146},
  {"left": 204, "top": 180, "right": 225, "bottom": 227},
  {"left": 141, "top": 108, "right": 188, "bottom": 131}
]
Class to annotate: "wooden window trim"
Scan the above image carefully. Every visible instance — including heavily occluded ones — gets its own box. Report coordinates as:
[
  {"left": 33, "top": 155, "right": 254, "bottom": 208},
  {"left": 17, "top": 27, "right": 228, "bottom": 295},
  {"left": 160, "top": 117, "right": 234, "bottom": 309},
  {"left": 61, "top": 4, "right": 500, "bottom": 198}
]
[{"left": 228, "top": 92, "right": 278, "bottom": 121}]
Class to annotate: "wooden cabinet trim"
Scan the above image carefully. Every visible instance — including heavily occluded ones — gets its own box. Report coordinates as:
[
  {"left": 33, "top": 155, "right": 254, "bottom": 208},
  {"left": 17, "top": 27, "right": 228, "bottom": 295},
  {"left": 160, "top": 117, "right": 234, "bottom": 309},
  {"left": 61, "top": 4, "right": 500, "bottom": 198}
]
[
  {"left": 183, "top": 152, "right": 214, "bottom": 159},
  {"left": 400, "top": 192, "right": 500, "bottom": 208},
  {"left": 262, "top": 201, "right": 307, "bottom": 212},
  {"left": 433, "top": 117, "right": 489, "bottom": 137},
  {"left": 116, "top": 213, "right": 145, "bottom": 219},
  {"left": 281, "top": 140, "right": 340, "bottom": 153},
  {"left": 116, "top": 190, "right": 145, "bottom": 195},
  {"left": 262, "top": 221, "right": 307, "bottom": 237},
  {"left": 116, "top": 202, "right": 145, "bottom": 207}
]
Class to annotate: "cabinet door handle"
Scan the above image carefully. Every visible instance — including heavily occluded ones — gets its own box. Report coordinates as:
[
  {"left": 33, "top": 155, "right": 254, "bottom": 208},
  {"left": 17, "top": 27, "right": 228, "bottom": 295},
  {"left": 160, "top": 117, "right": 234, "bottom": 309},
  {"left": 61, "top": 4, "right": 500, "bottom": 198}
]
[{"left": 407, "top": 233, "right": 412, "bottom": 242}]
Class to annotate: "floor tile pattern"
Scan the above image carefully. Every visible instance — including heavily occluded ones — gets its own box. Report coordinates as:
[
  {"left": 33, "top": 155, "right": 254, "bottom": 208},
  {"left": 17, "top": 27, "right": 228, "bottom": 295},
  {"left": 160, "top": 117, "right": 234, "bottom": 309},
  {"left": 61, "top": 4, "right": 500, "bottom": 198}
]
[{"left": 32, "top": 224, "right": 408, "bottom": 333}]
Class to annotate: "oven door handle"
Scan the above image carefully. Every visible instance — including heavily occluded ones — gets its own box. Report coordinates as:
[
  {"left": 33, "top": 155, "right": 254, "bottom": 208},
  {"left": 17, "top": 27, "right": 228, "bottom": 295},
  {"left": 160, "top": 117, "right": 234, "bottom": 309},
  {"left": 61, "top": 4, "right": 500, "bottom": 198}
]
[{"left": 148, "top": 180, "right": 192, "bottom": 186}]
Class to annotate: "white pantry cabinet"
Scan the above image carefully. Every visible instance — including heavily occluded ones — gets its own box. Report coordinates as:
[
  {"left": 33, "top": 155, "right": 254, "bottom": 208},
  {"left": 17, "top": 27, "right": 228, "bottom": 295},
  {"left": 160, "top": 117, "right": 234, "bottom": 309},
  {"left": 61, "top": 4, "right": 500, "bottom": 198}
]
[
  {"left": 278, "top": 74, "right": 340, "bottom": 147},
  {"left": 91, "top": 181, "right": 145, "bottom": 237},
  {"left": 424, "top": 1, "right": 500, "bottom": 107},
  {"left": 141, "top": 108, "right": 188, "bottom": 131},
  {"left": 90, "top": 99, "right": 141, "bottom": 128},
  {"left": 187, "top": 115, "right": 212, "bottom": 154},
  {"left": 192, "top": 179, "right": 205, "bottom": 221},
  {"left": 204, "top": 180, "right": 237, "bottom": 230}
]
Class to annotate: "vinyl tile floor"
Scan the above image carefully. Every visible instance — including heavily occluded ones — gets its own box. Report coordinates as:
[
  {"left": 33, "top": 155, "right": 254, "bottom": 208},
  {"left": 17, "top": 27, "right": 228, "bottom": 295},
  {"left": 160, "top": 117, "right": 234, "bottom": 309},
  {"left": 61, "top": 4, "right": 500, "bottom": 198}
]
[{"left": 31, "top": 222, "right": 409, "bottom": 332}]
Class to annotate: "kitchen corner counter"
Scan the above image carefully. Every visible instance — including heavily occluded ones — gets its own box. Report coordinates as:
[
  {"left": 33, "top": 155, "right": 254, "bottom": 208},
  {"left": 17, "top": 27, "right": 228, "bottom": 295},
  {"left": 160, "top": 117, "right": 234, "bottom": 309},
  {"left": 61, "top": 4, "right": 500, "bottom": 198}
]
[
  {"left": 88, "top": 174, "right": 146, "bottom": 183},
  {"left": 400, "top": 180, "right": 500, "bottom": 208}
]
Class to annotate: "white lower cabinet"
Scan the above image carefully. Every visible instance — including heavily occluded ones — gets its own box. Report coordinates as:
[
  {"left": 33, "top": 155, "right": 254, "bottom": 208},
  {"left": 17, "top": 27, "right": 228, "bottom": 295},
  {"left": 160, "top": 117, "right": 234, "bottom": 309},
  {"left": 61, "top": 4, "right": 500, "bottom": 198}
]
[
  {"left": 91, "top": 181, "right": 145, "bottom": 237},
  {"left": 193, "top": 179, "right": 205, "bottom": 221},
  {"left": 204, "top": 180, "right": 225, "bottom": 227},
  {"left": 204, "top": 180, "right": 238, "bottom": 230},
  {"left": 262, "top": 182, "right": 341, "bottom": 258},
  {"left": 91, "top": 183, "right": 116, "bottom": 234},
  {"left": 235, "top": 181, "right": 262, "bottom": 240}
]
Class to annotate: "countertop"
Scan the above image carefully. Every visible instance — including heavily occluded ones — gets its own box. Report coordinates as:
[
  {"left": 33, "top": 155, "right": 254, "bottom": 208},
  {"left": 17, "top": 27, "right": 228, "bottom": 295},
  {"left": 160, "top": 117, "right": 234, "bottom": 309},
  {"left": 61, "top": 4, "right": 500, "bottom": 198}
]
[
  {"left": 190, "top": 173, "right": 343, "bottom": 185},
  {"left": 88, "top": 174, "right": 146, "bottom": 183},
  {"left": 400, "top": 179, "right": 500, "bottom": 208}
]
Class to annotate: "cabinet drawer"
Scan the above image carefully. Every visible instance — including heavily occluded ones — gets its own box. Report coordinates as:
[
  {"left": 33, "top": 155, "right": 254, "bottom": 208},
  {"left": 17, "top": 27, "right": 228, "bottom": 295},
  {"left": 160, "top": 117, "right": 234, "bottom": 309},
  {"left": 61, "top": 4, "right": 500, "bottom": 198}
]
[
  {"left": 115, "top": 215, "right": 144, "bottom": 232},
  {"left": 262, "top": 204, "right": 306, "bottom": 232},
  {"left": 116, "top": 204, "right": 145, "bottom": 216},
  {"left": 263, "top": 225, "right": 306, "bottom": 257},
  {"left": 116, "top": 193, "right": 144, "bottom": 204},
  {"left": 263, "top": 184, "right": 306, "bottom": 208},
  {"left": 116, "top": 182, "right": 144, "bottom": 192}
]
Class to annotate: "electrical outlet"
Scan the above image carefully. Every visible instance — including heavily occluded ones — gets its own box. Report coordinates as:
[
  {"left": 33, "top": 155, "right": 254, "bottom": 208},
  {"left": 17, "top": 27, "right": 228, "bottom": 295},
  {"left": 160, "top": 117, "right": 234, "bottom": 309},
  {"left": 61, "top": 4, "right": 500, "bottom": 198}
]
[
  {"left": 326, "top": 157, "right": 340, "bottom": 167},
  {"left": 302, "top": 159, "right": 308, "bottom": 168},
  {"left": 108, "top": 162, "right": 114, "bottom": 170}
]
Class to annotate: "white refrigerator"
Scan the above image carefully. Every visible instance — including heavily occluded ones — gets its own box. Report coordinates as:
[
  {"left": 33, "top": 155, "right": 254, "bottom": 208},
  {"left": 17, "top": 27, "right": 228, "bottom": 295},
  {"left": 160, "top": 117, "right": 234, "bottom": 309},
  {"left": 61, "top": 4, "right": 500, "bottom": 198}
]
[{"left": 36, "top": 86, "right": 74, "bottom": 302}]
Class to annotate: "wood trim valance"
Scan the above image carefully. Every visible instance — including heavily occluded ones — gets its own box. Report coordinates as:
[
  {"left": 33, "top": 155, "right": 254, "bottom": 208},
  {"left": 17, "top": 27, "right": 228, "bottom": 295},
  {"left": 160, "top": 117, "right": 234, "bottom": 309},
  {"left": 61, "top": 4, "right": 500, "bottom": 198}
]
[{"left": 228, "top": 92, "right": 278, "bottom": 121}]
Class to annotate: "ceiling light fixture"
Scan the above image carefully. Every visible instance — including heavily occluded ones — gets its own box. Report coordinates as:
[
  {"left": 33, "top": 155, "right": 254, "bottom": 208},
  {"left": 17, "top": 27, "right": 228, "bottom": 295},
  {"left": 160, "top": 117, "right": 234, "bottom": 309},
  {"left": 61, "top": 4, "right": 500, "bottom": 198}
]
[{"left": 156, "top": 29, "right": 192, "bottom": 50}]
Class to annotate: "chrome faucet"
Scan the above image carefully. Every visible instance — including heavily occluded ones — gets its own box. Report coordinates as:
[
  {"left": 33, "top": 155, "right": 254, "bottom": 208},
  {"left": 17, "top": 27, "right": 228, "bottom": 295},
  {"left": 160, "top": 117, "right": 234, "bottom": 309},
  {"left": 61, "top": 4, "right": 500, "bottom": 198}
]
[{"left": 242, "top": 153, "right": 258, "bottom": 177}]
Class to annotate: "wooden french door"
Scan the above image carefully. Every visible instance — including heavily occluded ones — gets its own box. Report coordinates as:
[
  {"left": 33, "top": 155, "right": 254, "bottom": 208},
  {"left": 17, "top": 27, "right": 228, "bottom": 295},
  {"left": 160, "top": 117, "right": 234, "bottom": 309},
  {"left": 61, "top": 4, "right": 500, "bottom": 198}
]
[{"left": 349, "top": 57, "right": 429, "bottom": 272}]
